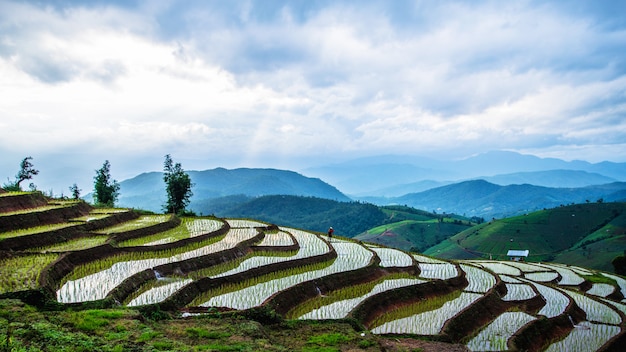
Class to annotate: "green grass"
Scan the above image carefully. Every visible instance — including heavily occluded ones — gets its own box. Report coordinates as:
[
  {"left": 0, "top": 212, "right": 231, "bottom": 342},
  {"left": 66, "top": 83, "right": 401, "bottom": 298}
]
[{"left": 425, "top": 203, "right": 626, "bottom": 270}]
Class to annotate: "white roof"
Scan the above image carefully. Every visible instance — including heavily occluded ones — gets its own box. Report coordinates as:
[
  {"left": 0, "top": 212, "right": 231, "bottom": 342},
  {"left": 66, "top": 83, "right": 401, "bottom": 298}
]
[{"left": 507, "top": 250, "right": 529, "bottom": 257}]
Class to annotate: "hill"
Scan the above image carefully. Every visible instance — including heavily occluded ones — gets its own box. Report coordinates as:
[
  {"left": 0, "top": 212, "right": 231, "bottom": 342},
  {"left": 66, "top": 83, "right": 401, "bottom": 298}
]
[
  {"left": 200, "top": 194, "right": 388, "bottom": 238},
  {"left": 390, "top": 180, "right": 626, "bottom": 219},
  {"left": 424, "top": 202, "right": 626, "bottom": 272},
  {"left": 114, "top": 168, "right": 350, "bottom": 212},
  {"left": 354, "top": 206, "right": 475, "bottom": 252}
]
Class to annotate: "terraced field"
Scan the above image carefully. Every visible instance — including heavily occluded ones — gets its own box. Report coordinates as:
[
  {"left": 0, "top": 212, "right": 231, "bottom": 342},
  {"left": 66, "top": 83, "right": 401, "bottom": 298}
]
[{"left": 2, "top": 192, "right": 626, "bottom": 351}]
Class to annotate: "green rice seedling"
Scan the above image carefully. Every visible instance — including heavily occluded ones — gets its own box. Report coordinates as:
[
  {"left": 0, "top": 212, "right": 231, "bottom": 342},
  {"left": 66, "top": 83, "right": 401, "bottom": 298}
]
[
  {"left": 256, "top": 230, "right": 294, "bottom": 246},
  {"left": 286, "top": 272, "right": 418, "bottom": 319},
  {"left": 0, "top": 222, "right": 77, "bottom": 240},
  {"left": 460, "top": 264, "right": 497, "bottom": 293},
  {"left": 418, "top": 263, "right": 459, "bottom": 280},
  {"left": 369, "top": 247, "right": 414, "bottom": 267},
  {"left": 558, "top": 288, "right": 621, "bottom": 325},
  {"left": 368, "top": 290, "right": 462, "bottom": 330},
  {"left": 544, "top": 322, "right": 620, "bottom": 352},
  {"left": 297, "top": 277, "right": 427, "bottom": 320},
  {"left": 519, "top": 279, "right": 569, "bottom": 318},
  {"left": 226, "top": 219, "right": 268, "bottom": 228},
  {"left": 28, "top": 235, "right": 109, "bottom": 252},
  {"left": 524, "top": 271, "right": 559, "bottom": 282},
  {"left": 534, "top": 263, "right": 585, "bottom": 286},
  {"left": 502, "top": 283, "right": 537, "bottom": 301},
  {"left": 601, "top": 272, "right": 626, "bottom": 298},
  {"left": 93, "top": 214, "right": 172, "bottom": 235},
  {"left": 0, "top": 254, "right": 58, "bottom": 294},
  {"left": 190, "top": 260, "right": 335, "bottom": 307},
  {"left": 58, "top": 228, "right": 259, "bottom": 303},
  {"left": 118, "top": 217, "right": 224, "bottom": 247},
  {"left": 126, "top": 278, "right": 193, "bottom": 306},
  {"left": 467, "top": 260, "right": 523, "bottom": 276},
  {"left": 198, "top": 242, "right": 373, "bottom": 310},
  {"left": 466, "top": 311, "right": 536, "bottom": 351},
  {"left": 586, "top": 283, "right": 616, "bottom": 298},
  {"left": 371, "top": 291, "right": 483, "bottom": 335}
]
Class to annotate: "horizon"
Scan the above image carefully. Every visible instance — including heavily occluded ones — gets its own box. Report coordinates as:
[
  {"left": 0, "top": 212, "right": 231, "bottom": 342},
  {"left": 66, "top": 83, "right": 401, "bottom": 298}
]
[{"left": 2, "top": 1, "right": 626, "bottom": 195}]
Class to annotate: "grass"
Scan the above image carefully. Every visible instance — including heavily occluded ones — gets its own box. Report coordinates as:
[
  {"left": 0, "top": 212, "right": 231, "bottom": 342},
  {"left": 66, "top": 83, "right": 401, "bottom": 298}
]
[{"left": 2, "top": 299, "right": 389, "bottom": 351}]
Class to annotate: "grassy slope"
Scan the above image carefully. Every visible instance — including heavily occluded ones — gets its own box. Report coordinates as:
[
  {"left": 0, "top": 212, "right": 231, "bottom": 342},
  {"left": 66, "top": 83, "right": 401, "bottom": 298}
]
[
  {"left": 354, "top": 206, "right": 474, "bottom": 252},
  {"left": 0, "top": 299, "right": 463, "bottom": 352},
  {"left": 424, "top": 202, "right": 626, "bottom": 272}
]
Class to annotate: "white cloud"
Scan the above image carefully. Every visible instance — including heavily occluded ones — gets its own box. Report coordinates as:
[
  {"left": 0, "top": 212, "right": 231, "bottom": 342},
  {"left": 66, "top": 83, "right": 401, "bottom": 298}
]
[{"left": 1, "top": 0, "right": 626, "bottom": 195}]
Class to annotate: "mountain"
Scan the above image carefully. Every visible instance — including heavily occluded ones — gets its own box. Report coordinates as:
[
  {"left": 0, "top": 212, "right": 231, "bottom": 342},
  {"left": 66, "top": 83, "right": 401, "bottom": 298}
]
[
  {"left": 480, "top": 169, "right": 617, "bottom": 188},
  {"left": 423, "top": 202, "right": 626, "bottom": 272},
  {"left": 389, "top": 180, "right": 626, "bottom": 219},
  {"left": 303, "top": 151, "right": 626, "bottom": 195},
  {"left": 114, "top": 168, "right": 350, "bottom": 213}
]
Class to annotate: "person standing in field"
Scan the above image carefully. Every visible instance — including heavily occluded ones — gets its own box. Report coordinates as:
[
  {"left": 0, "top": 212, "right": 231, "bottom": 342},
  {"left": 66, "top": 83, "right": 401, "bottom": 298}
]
[{"left": 327, "top": 227, "right": 334, "bottom": 241}]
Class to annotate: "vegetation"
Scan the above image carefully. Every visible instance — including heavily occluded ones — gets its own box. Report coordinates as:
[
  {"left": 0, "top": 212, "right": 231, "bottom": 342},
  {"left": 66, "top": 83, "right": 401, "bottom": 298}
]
[
  {"left": 221, "top": 195, "right": 388, "bottom": 237},
  {"left": 163, "top": 154, "right": 193, "bottom": 215},
  {"left": 93, "top": 160, "right": 120, "bottom": 207},
  {"left": 3, "top": 191, "right": 626, "bottom": 351},
  {"left": 355, "top": 206, "right": 474, "bottom": 252},
  {"left": 2, "top": 156, "right": 39, "bottom": 191},
  {"left": 424, "top": 202, "right": 626, "bottom": 272}
]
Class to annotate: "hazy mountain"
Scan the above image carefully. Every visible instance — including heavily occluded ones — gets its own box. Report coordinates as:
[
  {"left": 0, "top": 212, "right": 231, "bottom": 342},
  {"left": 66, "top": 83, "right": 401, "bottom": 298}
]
[
  {"left": 480, "top": 169, "right": 617, "bottom": 188},
  {"left": 389, "top": 180, "right": 626, "bottom": 219},
  {"left": 303, "top": 151, "right": 626, "bottom": 195},
  {"left": 114, "top": 168, "right": 349, "bottom": 213}
]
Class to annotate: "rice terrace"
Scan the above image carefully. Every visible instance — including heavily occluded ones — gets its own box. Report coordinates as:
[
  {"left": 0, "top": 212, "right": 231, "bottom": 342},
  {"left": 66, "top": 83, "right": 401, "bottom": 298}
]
[{"left": 2, "top": 191, "right": 626, "bottom": 351}]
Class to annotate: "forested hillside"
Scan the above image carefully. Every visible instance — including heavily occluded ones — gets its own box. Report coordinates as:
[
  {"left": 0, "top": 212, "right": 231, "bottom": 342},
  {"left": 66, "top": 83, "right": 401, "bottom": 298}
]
[{"left": 209, "top": 195, "right": 388, "bottom": 237}]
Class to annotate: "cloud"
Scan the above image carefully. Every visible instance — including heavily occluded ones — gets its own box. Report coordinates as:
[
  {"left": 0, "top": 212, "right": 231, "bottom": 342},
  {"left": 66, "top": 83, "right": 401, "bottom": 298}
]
[{"left": 1, "top": 0, "right": 626, "bottom": 195}]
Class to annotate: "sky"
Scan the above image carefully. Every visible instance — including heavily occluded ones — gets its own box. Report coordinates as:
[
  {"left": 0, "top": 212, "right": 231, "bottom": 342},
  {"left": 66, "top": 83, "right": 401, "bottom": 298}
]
[{"left": 1, "top": 0, "right": 626, "bottom": 195}]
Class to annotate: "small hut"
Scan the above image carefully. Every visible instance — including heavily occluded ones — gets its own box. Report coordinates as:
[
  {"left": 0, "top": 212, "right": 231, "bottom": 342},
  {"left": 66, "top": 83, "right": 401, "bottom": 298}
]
[{"left": 507, "top": 249, "right": 529, "bottom": 262}]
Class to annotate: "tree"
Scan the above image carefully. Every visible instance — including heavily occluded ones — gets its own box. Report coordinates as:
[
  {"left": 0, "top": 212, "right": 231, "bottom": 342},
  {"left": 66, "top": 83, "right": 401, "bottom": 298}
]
[
  {"left": 93, "top": 160, "right": 120, "bottom": 207},
  {"left": 2, "top": 156, "right": 39, "bottom": 191},
  {"left": 69, "top": 183, "right": 81, "bottom": 200},
  {"left": 163, "top": 154, "right": 193, "bottom": 214}
]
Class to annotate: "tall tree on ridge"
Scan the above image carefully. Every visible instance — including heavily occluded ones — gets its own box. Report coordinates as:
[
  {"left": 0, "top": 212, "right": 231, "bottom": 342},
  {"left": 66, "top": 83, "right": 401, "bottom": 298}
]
[
  {"left": 93, "top": 160, "right": 120, "bottom": 207},
  {"left": 163, "top": 154, "right": 193, "bottom": 215}
]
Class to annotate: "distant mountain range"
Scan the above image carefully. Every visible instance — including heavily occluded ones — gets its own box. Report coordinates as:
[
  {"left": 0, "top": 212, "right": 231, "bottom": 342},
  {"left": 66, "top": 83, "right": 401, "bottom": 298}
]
[
  {"left": 383, "top": 180, "right": 626, "bottom": 219},
  {"left": 303, "top": 151, "right": 626, "bottom": 195},
  {"left": 109, "top": 151, "right": 626, "bottom": 220},
  {"left": 114, "top": 168, "right": 349, "bottom": 213}
]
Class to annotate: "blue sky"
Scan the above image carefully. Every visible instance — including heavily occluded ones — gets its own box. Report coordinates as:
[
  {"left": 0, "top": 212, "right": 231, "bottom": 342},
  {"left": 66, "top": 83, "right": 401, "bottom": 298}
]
[{"left": 1, "top": 0, "right": 626, "bottom": 194}]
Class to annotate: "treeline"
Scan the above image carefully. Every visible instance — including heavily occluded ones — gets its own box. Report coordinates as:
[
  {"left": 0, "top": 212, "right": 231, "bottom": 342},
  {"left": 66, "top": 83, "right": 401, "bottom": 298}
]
[{"left": 206, "top": 195, "right": 387, "bottom": 238}]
